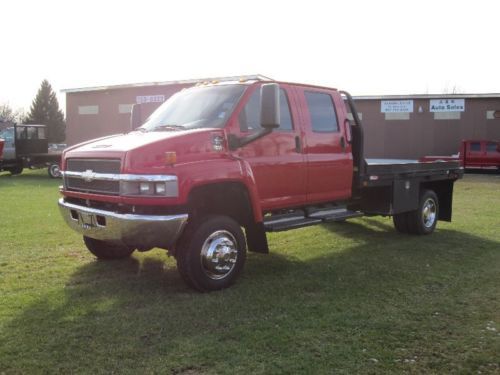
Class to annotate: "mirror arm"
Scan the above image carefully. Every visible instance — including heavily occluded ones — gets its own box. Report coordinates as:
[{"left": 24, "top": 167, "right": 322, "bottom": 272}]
[{"left": 228, "top": 128, "right": 273, "bottom": 150}]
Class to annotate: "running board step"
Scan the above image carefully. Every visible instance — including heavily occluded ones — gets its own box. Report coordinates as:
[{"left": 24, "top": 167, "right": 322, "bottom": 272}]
[
  {"left": 310, "top": 208, "right": 364, "bottom": 222},
  {"left": 264, "top": 208, "right": 363, "bottom": 232}
]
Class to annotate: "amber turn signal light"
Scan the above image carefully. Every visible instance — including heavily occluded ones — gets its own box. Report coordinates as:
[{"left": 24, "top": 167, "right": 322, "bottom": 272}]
[{"left": 164, "top": 152, "right": 177, "bottom": 165}]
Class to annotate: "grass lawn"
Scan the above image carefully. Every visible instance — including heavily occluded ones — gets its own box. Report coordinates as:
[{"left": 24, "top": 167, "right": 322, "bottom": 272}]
[{"left": 0, "top": 170, "right": 499, "bottom": 374}]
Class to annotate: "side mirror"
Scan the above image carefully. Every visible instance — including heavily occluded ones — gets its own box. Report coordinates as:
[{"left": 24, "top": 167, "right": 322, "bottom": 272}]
[
  {"left": 130, "top": 104, "right": 142, "bottom": 130},
  {"left": 260, "top": 83, "right": 280, "bottom": 129}
]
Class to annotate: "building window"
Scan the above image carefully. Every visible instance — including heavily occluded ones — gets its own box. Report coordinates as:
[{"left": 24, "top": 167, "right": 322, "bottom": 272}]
[
  {"left": 385, "top": 112, "right": 410, "bottom": 120},
  {"left": 434, "top": 112, "right": 461, "bottom": 120},
  {"left": 119, "top": 104, "right": 134, "bottom": 114},
  {"left": 78, "top": 105, "right": 99, "bottom": 115},
  {"left": 304, "top": 92, "right": 339, "bottom": 132},
  {"left": 470, "top": 142, "right": 481, "bottom": 152},
  {"left": 487, "top": 110, "right": 500, "bottom": 119}
]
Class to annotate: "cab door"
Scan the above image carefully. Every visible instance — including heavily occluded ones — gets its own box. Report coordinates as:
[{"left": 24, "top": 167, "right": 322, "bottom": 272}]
[
  {"left": 485, "top": 141, "right": 500, "bottom": 167},
  {"left": 294, "top": 87, "right": 353, "bottom": 204},
  {"left": 232, "top": 84, "right": 307, "bottom": 211},
  {"left": 466, "top": 141, "right": 483, "bottom": 168}
]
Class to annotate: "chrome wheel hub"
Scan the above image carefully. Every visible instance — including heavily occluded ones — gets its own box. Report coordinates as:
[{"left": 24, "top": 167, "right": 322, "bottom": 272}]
[
  {"left": 200, "top": 230, "right": 238, "bottom": 280},
  {"left": 422, "top": 198, "right": 437, "bottom": 228}
]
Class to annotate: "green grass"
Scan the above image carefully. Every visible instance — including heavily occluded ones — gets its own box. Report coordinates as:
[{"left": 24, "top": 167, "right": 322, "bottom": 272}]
[{"left": 0, "top": 170, "right": 499, "bottom": 374}]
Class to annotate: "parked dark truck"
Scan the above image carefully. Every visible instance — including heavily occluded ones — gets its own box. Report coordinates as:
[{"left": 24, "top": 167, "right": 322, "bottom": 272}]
[
  {"left": 58, "top": 79, "right": 463, "bottom": 291},
  {"left": 0, "top": 124, "right": 62, "bottom": 178}
]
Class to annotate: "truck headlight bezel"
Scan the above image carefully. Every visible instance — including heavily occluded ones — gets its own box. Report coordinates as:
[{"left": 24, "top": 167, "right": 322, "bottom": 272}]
[{"left": 119, "top": 176, "right": 179, "bottom": 197}]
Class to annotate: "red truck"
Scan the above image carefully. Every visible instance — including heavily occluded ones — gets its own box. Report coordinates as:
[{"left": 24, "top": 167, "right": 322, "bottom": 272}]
[
  {"left": 421, "top": 140, "right": 500, "bottom": 171},
  {"left": 58, "top": 79, "right": 463, "bottom": 291}
]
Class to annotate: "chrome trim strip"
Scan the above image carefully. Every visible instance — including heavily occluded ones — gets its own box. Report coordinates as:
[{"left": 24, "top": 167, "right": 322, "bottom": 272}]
[
  {"left": 62, "top": 171, "right": 178, "bottom": 182},
  {"left": 58, "top": 198, "right": 188, "bottom": 249}
]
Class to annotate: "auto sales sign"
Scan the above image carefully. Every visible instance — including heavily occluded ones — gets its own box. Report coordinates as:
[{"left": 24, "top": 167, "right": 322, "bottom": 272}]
[{"left": 429, "top": 99, "right": 465, "bottom": 112}]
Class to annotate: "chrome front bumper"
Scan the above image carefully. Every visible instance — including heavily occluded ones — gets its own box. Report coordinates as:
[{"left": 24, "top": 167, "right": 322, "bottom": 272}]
[{"left": 58, "top": 198, "right": 188, "bottom": 250}]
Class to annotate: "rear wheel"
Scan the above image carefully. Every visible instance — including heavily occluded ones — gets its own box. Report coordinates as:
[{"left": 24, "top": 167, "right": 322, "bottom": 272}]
[
  {"left": 406, "top": 190, "right": 439, "bottom": 235},
  {"left": 83, "top": 236, "right": 135, "bottom": 259},
  {"left": 7, "top": 165, "right": 23, "bottom": 175},
  {"left": 176, "top": 215, "right": 246, "bottom": 292}
]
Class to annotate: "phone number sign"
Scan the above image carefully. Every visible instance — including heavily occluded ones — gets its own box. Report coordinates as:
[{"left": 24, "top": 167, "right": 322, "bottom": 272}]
[{"left": 381, "top": 100, "right": 414, "bottom": 113}]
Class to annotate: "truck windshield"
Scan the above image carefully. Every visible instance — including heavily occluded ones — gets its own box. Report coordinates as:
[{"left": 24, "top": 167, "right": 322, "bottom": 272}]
[{"left": 140, "top": 85, "right": 246, "bottom": 132}]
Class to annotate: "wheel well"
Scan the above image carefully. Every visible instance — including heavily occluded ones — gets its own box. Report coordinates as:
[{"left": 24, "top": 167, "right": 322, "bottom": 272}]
[
  {"left": 187, "top": 182, "right": 269, "bottom": 254},
  {"left": 421, "top": 180, "right": 454, "bottom": 221},
  {"left": 187, "top": 182, "right": 254, "bottom": 227}
]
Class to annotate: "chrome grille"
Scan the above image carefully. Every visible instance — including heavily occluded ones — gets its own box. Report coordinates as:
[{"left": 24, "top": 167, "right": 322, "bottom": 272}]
[
  {"left": 67, "top": 159, "right": 120, "bottom": 173},
  {"left": 65, "top": 158, "right": 121, "bottom": 195}
]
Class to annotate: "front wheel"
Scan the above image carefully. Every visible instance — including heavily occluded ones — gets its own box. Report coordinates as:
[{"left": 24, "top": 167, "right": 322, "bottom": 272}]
[
  {"left": 176, "top": 215, "right": 246, "bottom": 292},
  {"left": 83, "top": 236, "right": 135, "bottom": 259}
]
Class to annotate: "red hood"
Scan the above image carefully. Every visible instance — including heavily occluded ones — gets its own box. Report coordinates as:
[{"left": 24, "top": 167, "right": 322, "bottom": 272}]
[
  {"left": 74, "top": 128, "right": 212, "bottom": 153},
  {"left": 63, "top": 128, "right": 228, "bottom": 174}
]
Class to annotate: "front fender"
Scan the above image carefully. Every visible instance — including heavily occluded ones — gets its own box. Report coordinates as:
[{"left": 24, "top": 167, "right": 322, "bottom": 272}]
[{"left": 177, "top": 157, "right": 263, "bottom": 223}]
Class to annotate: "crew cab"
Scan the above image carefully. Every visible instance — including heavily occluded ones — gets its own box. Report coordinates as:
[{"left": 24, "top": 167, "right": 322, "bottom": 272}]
[
  {"left": 58, "top": 79, "right": 463, "bottom": 291},
  {"left": 421, "top": 140, "right": 500, "bottom": 171}
]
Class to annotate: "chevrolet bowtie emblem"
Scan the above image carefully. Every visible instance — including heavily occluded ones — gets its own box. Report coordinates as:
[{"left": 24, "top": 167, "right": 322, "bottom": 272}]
[{"left": 82, "top": 169, "right": 96, "bottom": 182}]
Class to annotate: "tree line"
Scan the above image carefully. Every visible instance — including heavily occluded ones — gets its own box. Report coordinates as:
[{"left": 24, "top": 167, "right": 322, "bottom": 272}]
[{"left": 0, "top": 80, "right": 65, "bottom": 143}]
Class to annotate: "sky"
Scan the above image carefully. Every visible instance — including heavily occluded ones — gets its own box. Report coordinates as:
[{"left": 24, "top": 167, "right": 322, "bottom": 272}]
[{"left": 1, "top": 0, "right": 499, "bottom": 113}]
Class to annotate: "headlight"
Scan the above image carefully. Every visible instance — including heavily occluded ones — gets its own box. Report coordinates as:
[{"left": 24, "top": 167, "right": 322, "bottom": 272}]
[{"left": 120, "top": 176, "right": 178, "bottom": 197}]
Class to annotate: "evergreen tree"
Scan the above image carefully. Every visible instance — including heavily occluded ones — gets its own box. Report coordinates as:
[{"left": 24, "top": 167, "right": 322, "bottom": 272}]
[{"left": 26, "top": 80, "right": 66, "bottom": 142}]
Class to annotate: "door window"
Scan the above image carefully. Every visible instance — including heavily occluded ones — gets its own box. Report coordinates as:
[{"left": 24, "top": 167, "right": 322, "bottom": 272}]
[
  {"left": 304, "top": 92, "right": 339, "bottom": 133},
  {"left": 470, "top": 142, "right": 481, "bottom": 152},
  {"left": 239, "top": 88, "right": 294, "bottom": 132}
]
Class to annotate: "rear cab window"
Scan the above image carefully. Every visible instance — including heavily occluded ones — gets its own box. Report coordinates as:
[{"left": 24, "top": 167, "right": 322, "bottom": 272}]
[
  {"left": 486, "top": 142, "right": 498, "bottom": 153},
  {"left": 304, "top": 91, "right": 339, "bottom": 133},
  {"left": 239, "top": 86, "right": 294, "bottom": 132}
]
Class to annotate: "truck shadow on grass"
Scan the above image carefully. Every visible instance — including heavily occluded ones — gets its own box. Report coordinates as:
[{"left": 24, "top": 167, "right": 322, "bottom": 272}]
[
  {"left": 0, "top": 169, "right": 60, "bottom": 183},
  {"left": 1, "top": 220, "right": 499, "bottom": 373}
]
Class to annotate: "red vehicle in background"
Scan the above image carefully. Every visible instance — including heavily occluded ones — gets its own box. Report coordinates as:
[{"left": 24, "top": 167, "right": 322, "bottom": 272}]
[
  {"left": 421, "top": 140, "right": 500, "bottom": 171},
  {"left": 57, "top": 79, "right": 463, "bottom": 291}
]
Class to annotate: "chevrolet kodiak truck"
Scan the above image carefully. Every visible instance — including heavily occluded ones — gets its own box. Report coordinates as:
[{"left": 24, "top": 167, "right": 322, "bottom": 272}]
[{"left": 58, "top": 79, "right": 463, "bottom": 291}]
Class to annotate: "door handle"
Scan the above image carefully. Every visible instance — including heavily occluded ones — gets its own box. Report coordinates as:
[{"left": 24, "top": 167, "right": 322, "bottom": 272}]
[
  {"left": 340, "top": 136, "right": 346, "bottom": 151},
  {"left": 295, "top": 136, "right": 301, "bottom": 153}
]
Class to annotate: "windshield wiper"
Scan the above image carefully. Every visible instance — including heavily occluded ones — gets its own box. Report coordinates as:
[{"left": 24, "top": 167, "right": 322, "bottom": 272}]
[{"left": 153, "top": 124, "right": 184, "bottom": 131}]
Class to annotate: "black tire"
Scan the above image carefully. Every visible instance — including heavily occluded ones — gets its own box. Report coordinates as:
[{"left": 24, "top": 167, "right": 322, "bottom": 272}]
[
  {"left": 176, "top": 215, "right": 246, "bottom": 292},
  {"left": 48, "top": 163, "right": 61, "bottom": 178},
  {"left": 393, "top": 212, "right": 410, "bottom": 233},
  {"left": 406, "top": 190, "right": 439, "bottom": 235},
  {"left": 83, "top": 236, "right": 135, "bottom": 260},
  {"left": 8, "top": 165, "right": 23, "bottom": 175}
]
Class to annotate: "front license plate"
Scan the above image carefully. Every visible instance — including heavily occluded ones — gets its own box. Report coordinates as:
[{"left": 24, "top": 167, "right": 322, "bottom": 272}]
[{"left": 79, "top": 212, "right": 95, "bottom": 228}]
